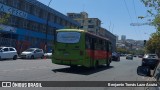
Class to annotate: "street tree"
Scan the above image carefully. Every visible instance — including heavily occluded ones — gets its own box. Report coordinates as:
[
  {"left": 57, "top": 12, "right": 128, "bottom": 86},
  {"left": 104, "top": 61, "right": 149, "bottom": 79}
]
[
  {"left": 0, "top": 13, "right": 10, "bottom": 30},
  {"left": 141, "top": 0, "right": 160, "bottom": 56}
]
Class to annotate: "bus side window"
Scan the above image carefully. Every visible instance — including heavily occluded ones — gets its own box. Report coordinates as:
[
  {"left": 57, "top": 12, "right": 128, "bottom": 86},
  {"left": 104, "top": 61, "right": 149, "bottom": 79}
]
[
  {"left": 91, "top": 38, "right": 95, "bottom": 50},
  {"left": 85, "top": 35, "right": 91, "bottom": 49},
  {"left": 104, "top": 41, "right": 106, "bottom": 51},
  {"left": 109, "top": 43, "right": 112, "bottom": 52},
  {"left": 94, "top": 39, "right": 98, "bottom": 50}
]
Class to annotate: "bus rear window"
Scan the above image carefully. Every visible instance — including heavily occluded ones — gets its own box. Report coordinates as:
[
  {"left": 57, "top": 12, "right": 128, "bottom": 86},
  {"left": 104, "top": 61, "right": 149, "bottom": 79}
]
[{"left": 57, "top": 32, "right": 81, "bottom": 43}]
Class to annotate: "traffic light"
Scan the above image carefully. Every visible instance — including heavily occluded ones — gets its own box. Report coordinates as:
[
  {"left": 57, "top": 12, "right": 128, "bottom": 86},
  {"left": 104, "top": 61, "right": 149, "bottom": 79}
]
[{"left": 144, "top": 40, "right": 146, "bottom": 46}]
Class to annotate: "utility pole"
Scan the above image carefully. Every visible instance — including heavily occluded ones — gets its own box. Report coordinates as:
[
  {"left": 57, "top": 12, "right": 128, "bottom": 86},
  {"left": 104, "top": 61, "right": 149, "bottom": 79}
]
[{"left": 45, "top": 0, "right": 53, "bottom": 53}]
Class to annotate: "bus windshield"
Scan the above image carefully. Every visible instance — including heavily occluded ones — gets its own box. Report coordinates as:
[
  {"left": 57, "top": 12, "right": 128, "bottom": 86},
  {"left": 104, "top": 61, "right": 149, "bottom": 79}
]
[{"left": 57, "top": 32, "right": 81, "bottom": 43}]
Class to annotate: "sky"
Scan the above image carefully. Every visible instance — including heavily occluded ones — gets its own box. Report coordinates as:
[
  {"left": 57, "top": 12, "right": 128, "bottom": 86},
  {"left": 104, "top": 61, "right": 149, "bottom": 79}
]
[{"left": 37, "top": 0, "right": 157, "bottom": 40}]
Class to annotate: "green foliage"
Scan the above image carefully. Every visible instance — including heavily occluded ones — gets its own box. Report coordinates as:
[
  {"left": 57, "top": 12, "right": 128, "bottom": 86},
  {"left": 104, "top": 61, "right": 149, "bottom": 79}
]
[
  {"left": 0, "top": 14, "right": 10, "bottom": 30},
  {"left": 0, "top": 14, "right": 10, "bottom": 24},
  {"left": 140, "top": 0, "right": 160, "bottom": 26},
  {"left": 117, "top": 48, "right": 127, "bottom": 54},
  {"left": 117, "top": 48, "right": 144, "bottom": 54},
  {"left": 145, "top": 32, "right": 160, "bottom": 53},
  {"left": 141, "top": 0, "right": 160, "bottom": 57}
]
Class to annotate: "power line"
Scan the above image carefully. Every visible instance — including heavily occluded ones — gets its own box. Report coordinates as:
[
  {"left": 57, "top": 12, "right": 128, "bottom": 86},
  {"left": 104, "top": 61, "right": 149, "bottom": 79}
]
[
  {"left": 48, "top": 0, "right": 53, "bottom": 6},
  {"left": 132, "top": 0, "right": 143, "bottom": 39},
  {"left": 132, "top": 0, "right": 138, "bottom": 23},
  {"left": 123, "top": 0, "right": 133, "bottom": 22}
]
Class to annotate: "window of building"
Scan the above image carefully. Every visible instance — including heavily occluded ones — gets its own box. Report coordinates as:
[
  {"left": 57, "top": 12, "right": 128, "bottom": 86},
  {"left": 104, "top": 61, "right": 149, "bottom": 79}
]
[
  {"left": 40, "top": 25, "right": 46, "bottom": 33},
  {"left": 59, "top": 18, "right": 63, "bottom": 25},
  {"left": 54, "top": 15, "right": 57, "bottom": 23},
  {"left": 88, "top": 25, "right": 94, "bottom": 28},
  {"left": 24, "top": 2, "right": 31, "bottom": 13},
  {"left": 32, "top": 23, "right": 39, "bottom": 32},
  {"left": 68, "top": 14, "right": 74, "bottom": 18},
  {"left": 9, "top": 0, "right": 20, "bottom": 8},
  {"left": 76, "top": 14, "right": 81, "bottom": 18},
  {"left": 0, "top": 0, "right": 7, "bottom": 4},
  {"left": 33, "top": 6, "right": 40, "bottom": 17},
  {"left": 88, "top": 20, "right": 92, "bottom": 23},
  {"left": 48, "top": 27, "right": 52, "bottom": 34},
  {"left": 18, "top": 18, "right": 28, "bottom": 29},
  {"left": 61, "top": 19, "right": 65, "bottom": 26},
  {"left": 41, "top": 10, "right": 47, "bottom": 19},
  {"left": 30, "top": 5, "right": 34, "bottom": 15},
  {"left": 9, "top": 16, "right": 18, "bottom": 27},
  {"left": 67, "top": 22, "right": 70, "bottom": 28},
  {"left": 49, "top": 13, "right": 53, "bottom": 22},
  {"left": 64, "top": 20, "right": 67, "bottom": 26},
  {"left": 56, "top": 16, "right": 60, "bottom": 24}
]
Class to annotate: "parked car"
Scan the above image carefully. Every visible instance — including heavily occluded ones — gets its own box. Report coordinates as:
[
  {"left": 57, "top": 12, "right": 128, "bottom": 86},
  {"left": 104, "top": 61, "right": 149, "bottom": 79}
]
[
  {"left": 133, "top": 55, "right": 137, "bottom": 57},
  {"left": 141, "top": 54, "right": 159, "bottom": 69},
  {"left": 0, "top": 47, "right": 18, "bottom": 60},
  {"left": 126, "top": 54, "right": 133, "bottom": 60},
  {"left": 20, "top": 48, "right": 44, "bottom": 59},
  {"left": 44, "top": 50, "right": 52, "bottom": 58},
  {"left": 138, "top": 55, "right": 143, "bottom": 58},
  {"left": 137, "top": 61, "right": 160, "bottom": 90},
  {"left": 112, "top": 52, "right": 120, "bottom": 61}
]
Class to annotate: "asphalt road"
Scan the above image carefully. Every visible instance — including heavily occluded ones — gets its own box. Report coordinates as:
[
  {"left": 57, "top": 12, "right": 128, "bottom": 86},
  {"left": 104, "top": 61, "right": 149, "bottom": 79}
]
[{"left": 0, "top": 57, "right": 153, "bottom": 90}]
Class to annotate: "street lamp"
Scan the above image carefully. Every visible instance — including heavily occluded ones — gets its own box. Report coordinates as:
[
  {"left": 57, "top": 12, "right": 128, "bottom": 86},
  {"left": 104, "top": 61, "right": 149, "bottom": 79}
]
[{"left": 45, "top": 0, "right": 53, "bottom": 53}]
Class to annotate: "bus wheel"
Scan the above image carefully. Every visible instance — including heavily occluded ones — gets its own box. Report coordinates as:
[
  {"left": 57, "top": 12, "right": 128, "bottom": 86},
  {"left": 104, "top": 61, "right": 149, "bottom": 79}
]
[
  {"left": 106, "top": 59, "right": 111, "bottom": 67},
  {"left": 70, "top": 65, "right": 77, "bottom": 68},
  {"left": 94, "top": 61, "right": 99, "bottom": 69}
]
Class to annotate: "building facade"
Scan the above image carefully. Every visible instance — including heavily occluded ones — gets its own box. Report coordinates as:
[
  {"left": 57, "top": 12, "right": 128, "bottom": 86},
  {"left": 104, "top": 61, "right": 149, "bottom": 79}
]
[
  {"left": 67, "top": 12, "right": 101, "bottom": 35},
  {"left": 103, "top": 28, "right": 116, "bottom": 52},
  {"left": 121, "top": 35, "right": 126, "bottom": 41},
  {"left": 0, "top": 0, "right": 80, "bottom": 54},
  {"left": 67, "top": 12, "right": 116, "bottom": 52},
  {"left": 115, "top": 34, "right": 119, "bottom": 42}
]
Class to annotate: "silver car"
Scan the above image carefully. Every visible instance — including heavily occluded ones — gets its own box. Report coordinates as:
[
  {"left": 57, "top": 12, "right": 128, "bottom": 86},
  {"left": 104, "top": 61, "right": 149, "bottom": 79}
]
[
  {"left": 0, "top": 47, "right": 18, "bottom": 60},
  {"left": 20, "top": 48, "right": 44, "bottom": 59}
]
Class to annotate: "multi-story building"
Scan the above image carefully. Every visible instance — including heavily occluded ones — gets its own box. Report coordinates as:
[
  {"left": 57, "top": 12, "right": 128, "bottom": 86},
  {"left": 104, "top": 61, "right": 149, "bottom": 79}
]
[
  {"left": 104, "top": 28, "right": 116, "bottom": 52},
  {"left": 121, "top": 35, "right": 126, "bottom": 41},
  {"left": 115, "top": 34, "right": 119, "bottom": 42},
  {"left": 67, "top": 12, "right": 101, "bottom": 35},
  {"left": 67, "top": 12, "right": 116, "bottom": 52},
  {"left": 0, "top": 0, "right": 80, "bottom": 54}
]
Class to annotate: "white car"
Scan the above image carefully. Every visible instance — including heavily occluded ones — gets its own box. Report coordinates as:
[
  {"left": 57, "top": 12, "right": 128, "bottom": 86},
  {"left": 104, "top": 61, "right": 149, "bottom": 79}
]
[
  {"left": 0, "top": 47, "right": 18, "bottom": 60},
  {"left": 20, "top": 48, "right": 44, "bottom": 59},
  {"left": 44, "top": 50, "right": 52, "bottom": 58}
]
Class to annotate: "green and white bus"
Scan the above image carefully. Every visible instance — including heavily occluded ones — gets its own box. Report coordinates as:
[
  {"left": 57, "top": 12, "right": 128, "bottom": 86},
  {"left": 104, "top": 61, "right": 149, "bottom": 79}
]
[{"left": 52, "top": 29, "right": 112, "bottom": 68}]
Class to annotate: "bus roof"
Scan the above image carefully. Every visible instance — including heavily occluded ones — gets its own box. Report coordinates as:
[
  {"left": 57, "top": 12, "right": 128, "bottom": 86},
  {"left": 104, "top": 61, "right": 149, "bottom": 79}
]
[
  {"left": 56, "top": 29, "right": 84, "bottom": 32},
  {"left": 56, "top": 29, "right": 110, "bottom": 42}
]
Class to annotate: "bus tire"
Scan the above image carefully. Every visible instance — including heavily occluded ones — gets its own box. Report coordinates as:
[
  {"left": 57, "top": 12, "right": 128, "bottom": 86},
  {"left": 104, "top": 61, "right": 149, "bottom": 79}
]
[
  {"left": 94, "top": 61, "right": 99, "bottom": 69},
  {"left": 107, "top": 62, "right": 110, "bottom": 67},
  {"left": 106, "top": 59, "right": 111, "bottom": 67},
  {"left": 13, "top": 55, "right": 17, "bottom": 60},
  {"left": 70, "top": 65, "right": 77, "bottom": 68}
]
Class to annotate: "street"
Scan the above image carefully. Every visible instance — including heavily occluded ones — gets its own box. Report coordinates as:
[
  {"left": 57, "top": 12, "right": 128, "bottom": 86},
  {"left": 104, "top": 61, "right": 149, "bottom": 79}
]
[
  {"left": 0, "top": 57, "right": 142, "bottom": 81},
  {"left": 0, "top": 57, "right": 152, "bottom": 90}
]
